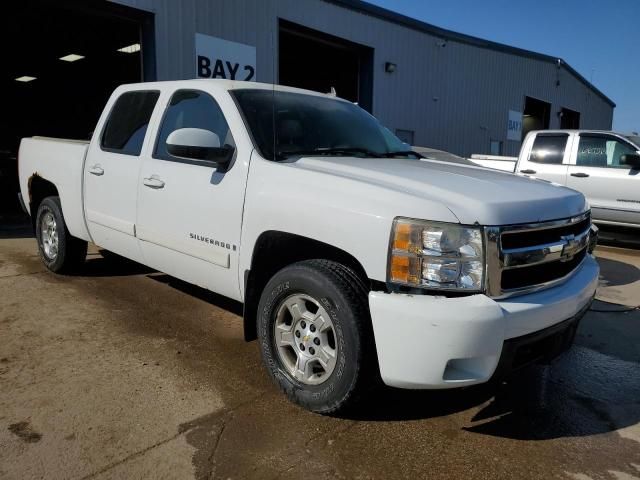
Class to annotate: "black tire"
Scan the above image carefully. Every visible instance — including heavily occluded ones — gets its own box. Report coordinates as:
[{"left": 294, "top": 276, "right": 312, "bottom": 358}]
[
  {"left": 35, "top": 196, "right": 87, "bottom": 273},
  {"left": 257, "top": 259, "right": 377, "bottom": 414}
]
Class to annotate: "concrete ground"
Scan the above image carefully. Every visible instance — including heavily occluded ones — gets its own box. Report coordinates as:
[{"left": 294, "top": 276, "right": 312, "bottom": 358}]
[{"left": 0, "top": 218, "right": 639, "bottom": 480}]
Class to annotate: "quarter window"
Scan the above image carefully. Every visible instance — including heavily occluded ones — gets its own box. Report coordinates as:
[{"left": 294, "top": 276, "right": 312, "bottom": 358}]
[
  {"left": 528, "top": 135, "right": 568, "bottom": 165},
  {"left": 576, "top": 135, "right": 638, "bottom": 168},
  {"left": 154, "top": 89, "right": 234, "bottom": 161},
  {"left": 101, "top": 91, "right": 160, "bottom": 156}
]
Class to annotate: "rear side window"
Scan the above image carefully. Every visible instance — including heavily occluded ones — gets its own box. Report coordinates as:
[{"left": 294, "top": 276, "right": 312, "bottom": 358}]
[
  {"left": 101, "top": 91, "right": 160, "bottom": 156},
  {"left": 154, "top": 89, "right": 234, "bottom": 161},
  {"left": 528, "top": 135, "right": 568, "bottom": 165}
]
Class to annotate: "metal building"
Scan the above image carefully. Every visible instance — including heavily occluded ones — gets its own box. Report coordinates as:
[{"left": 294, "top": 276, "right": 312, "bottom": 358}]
[{"left": 4, "top": 0, "right": 615, "bottom": 159}]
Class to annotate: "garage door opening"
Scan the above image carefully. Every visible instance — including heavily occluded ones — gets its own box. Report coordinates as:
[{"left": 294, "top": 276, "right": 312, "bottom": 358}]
[
  {"left": 522, "top": 96, "right": 551, "bottom": 140},
  {"left": 560, "top": 107, "right": 580, "bottom": 129},
  {"left": 2, "top": 0, "right": 154, "bottom": 213},
  {"left": 278, "top": 20, "right": 374, "bottom": 112}
]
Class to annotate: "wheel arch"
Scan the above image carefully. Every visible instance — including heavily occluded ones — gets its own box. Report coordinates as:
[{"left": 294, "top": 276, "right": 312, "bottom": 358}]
[
  {"left": 26, "top": 171, "right": 91, "bottom": 242},
  {"left": 28, "top": 174, "right": 60, "bottom": 230},
  {"left": 242, "top": 230, "right": 370, "bottom": 341}
]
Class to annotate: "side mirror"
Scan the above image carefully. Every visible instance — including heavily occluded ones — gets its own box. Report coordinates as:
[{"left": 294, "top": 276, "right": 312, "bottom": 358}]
[
  {"left": 621, "top": 153, "right": 640, "bottom": 169},
  {"left": 166, "top": 128, "right": 234, "bottom": 165}
]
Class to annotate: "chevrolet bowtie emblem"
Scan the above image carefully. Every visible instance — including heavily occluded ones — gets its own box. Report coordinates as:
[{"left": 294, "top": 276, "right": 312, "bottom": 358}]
[
  {"left": 560, "top": 234, "right": 579, "bottom": 261},
  {"left": 303, "top": 335, "right": 311, "bottom": 342}
]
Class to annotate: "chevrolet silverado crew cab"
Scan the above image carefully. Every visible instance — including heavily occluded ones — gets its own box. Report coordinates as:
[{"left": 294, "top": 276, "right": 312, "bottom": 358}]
[
  {"left": 473, "top": 130, "right": 640, "bottom": 229},
  {"left": 19, "top": 80, "right": 599, "bottom": 414}
]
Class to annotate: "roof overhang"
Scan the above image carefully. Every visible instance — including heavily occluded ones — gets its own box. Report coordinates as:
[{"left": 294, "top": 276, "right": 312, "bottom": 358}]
[{"left": 323, "top": 0, "right": 616, "bottom": 108}]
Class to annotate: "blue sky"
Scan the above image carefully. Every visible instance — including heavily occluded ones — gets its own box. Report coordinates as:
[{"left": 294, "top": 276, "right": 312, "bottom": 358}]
[{"left": 369, "top": 0, "right": 639, "bottom": 133}]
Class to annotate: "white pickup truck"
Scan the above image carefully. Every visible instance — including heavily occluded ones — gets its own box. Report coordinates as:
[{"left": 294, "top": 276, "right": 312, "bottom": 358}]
[
  {"left": 19, "top": 80, "right": 599, "bottom": 414},
  {"left": 472, "top": 130, "right": 640, "bottom": 229}
]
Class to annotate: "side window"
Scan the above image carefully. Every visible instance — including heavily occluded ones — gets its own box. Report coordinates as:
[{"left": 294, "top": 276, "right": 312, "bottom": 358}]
[
  {"left": 528, "top": 135, "right": 568, "bottom": 165},
  {"left": 577, "top": 135, "right": 638, "bottom": 168},
  {"left": 154, "top": 89, "right": 234, "bottom": 161},
  {"left": 101, "top": 91, "right": 160, "bottom": 156}
]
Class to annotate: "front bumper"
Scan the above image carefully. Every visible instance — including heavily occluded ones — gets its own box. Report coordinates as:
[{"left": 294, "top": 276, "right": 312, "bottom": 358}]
[{"left": 368, "top": 254, "right": 599, "bottom": 389}]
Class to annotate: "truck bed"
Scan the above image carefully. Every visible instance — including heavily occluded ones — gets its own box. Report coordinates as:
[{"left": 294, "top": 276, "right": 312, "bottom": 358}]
[
  {"left": 18, "top": 136, "right": 91, "bottom": 242},
  {"left": 469, "top": 154, "right": 517, "bottom": 172}
]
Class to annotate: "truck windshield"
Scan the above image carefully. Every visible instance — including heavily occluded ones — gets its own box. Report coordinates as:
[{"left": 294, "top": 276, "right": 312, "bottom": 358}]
[{"left": 232, "top": 89, "right": 417, "bottom": 160}]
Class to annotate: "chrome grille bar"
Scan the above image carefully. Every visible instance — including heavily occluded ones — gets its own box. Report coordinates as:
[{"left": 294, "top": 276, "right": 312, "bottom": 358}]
[
  {"left": 484, "top": 211, "right": 593, "bottom": 298},
  {"left": 502, "top": 226, "right": 590, "bottom": 269}
]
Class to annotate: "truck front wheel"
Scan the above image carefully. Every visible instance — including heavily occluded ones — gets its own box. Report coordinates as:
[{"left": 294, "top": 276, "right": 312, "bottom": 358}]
[
  {"left": 35, "top": 196, "right": 87, "bottom": 273},
  {"left": 257, "top": 259, "right": 376, "bottom": 414}
]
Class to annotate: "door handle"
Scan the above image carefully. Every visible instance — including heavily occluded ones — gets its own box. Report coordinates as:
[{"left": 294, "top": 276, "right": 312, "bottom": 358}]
[
  {"left": 520, "top": 169, "right": 536, "bottom": 174},
  {"left": 570, "top": 172, "right": 590, "bottom": 178},
  {"left": 143, "top": 175, "right": 165, "bottom": 189},
  {"left": 89, "top": 165, "right": 104, "bottom": 176}
]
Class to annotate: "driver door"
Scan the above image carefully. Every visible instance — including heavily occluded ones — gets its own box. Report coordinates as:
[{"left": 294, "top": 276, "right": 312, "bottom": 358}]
[{"left": 136, "top": 88, "right": 248, "bottom": 300}]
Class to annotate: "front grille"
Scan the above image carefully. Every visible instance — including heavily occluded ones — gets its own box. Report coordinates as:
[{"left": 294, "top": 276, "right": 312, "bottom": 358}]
[
  {"left": 501, "top": 214, "right": 591, "bottom": 250},
  {"left": 485, "top": 212, "right": 592, "bottom": 297},
  {"left": 501, "top": 248, "right": 587, "bottom": 290}
]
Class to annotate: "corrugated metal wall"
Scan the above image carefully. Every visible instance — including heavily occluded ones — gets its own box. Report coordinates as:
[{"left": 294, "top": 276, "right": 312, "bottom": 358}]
[{"left": 111, "top": 0, "right": 614, "bottom": 157}]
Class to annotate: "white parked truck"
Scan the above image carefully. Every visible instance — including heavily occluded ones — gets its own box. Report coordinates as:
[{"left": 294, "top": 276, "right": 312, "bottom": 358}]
[
  {"left": 18, "top": 80, "right": 599, "bottom": 413},
  {"left": 471, "top": 130, "right": 640, "bottom": 229}
]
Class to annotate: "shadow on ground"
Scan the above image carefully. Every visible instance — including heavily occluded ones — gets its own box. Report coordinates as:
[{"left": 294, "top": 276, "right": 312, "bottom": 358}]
[
  {"left": 148, "top": 273, "right": 243, "bottom": 316},
  {"left": 346, "top": 336, "right": 640, "bottom": 441},
  {"left": 597, "top": 256, "right": 640, "bottom": 287},
  {"left": 78, "top": 251, "right": 157, "bottom": 277}
]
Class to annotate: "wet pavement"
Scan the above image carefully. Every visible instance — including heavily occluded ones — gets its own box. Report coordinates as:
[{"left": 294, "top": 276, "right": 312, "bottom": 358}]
[{"left": 0, "top": 219, "right": 639, "bottom": 479}]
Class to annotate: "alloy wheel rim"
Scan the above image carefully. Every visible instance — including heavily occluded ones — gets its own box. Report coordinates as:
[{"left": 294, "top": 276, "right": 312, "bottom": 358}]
[
  {"left": 40, "top": 212, "right": 59, "bottom": 260},
  {"left": 273, "top": 293, "right": 338, "bottom": 385}
]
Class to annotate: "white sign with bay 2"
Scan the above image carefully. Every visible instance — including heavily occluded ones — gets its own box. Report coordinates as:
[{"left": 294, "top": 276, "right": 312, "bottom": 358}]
[
  {"left": 195, "top": 33, "right": 256, "bottom": 81},
  {"left": 507, "top": 110, "right": 523, "bottom": 141}
]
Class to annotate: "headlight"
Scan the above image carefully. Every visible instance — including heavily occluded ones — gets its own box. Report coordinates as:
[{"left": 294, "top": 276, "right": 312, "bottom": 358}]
[{"left": 388, "top": 218, "right": 485, "bottom": 291}]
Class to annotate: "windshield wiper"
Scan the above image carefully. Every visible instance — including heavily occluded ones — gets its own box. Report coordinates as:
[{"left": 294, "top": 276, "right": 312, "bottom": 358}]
[
  {"left": 276, "top": 147, "right": 383, "bottom": 159},
  {"left": 382, "top": 150, "right": 424, "bottom": 158}
]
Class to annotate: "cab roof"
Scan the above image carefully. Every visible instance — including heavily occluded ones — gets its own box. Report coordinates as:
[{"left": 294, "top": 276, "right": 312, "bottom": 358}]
[{"left": 118, "top": 79, "right": 348, "bottom": 101}]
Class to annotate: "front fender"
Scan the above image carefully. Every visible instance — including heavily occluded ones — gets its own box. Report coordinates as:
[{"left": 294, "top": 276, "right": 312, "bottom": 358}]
[{"left": 238, "top": 155, "right": 459, "bottom": 298}]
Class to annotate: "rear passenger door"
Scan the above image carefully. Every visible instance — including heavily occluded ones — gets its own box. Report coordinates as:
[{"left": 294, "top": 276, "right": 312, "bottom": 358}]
[
  {"left": 566, "top": 133, "right": 640, "bottom": 226},
  {"left": 516, "top": 133, "right": 571, "bottom": 186},
  {"left": 136, "top": 88, "right": 248, "bottom": 300},
  {"left": 84, "top": 90, "right": 160, "bottom": 262}
]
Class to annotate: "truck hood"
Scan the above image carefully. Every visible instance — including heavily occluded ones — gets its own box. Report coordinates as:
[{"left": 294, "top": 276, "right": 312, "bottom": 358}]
[{"left": 289, "top": 156, "right": 588, "bottom": 225}]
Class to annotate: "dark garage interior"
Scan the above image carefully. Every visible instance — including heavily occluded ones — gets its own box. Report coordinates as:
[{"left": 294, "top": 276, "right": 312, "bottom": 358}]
[
  {"left": 522, "top": 96, "right": 551, "bottom": 140},
  {"left": 560, "top": 107, "right": 581, "bottom": 129},
  {"left": 0, "top": 0, "right": 153, "bottom": 213},
  {"left": 278, "top": 20, "right": 374, "bottom": 112}
]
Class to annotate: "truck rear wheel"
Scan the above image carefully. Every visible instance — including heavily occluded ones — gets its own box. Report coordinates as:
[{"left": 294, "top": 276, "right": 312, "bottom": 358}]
[
  {"left": 35, "top": 196, "right": 87, "bottom": 273},
  {"left": 257, "top": 259, "right": 376, "bottom": 414}
]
